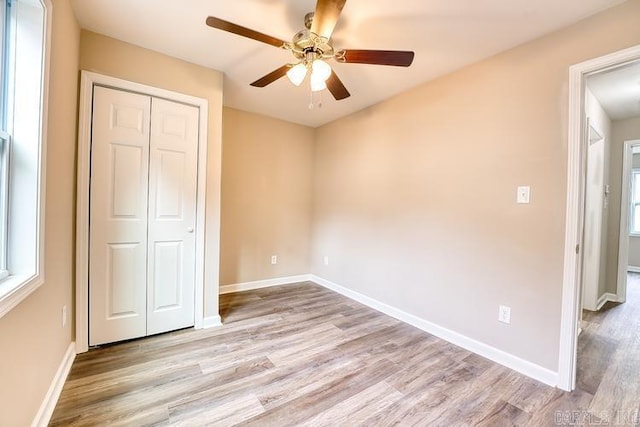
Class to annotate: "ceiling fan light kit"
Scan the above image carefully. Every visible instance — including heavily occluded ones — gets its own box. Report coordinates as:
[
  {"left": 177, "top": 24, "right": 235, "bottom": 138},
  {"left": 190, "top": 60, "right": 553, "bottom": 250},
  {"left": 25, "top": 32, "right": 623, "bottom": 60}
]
[
  {"left": 286, "top": 63, "right": 307, "bottom": 86},
  {"left": 206, "top": 0, "right": 415, "bottom": 103},
  {"left": 312, "top": 59, "right": 332, "bottom": 80},
  {"left": 310, "top": 72, "right": 327, "bottom": 92}
]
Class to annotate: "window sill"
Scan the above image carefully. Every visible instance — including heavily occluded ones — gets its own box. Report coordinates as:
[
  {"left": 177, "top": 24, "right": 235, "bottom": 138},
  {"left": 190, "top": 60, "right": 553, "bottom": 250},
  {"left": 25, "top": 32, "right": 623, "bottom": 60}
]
[{"left": 0, "top": 273, "right": 42, "bottom": 319}]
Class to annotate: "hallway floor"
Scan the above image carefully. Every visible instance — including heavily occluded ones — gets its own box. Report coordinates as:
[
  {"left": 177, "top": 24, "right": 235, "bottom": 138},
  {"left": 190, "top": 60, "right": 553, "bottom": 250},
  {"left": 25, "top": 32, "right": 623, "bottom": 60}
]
[{"left": 577, "top": 272, "right": 640, "bottom": 425}]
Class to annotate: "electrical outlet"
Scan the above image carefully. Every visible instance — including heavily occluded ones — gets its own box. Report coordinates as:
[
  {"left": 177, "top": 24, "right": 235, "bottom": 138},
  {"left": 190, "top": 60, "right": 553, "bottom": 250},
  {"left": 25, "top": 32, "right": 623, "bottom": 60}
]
[
  {"left": 271, "top": 255, "right": 277, "bottom": 265},
  {"left": 498, "top": 305, "right": 511, "bottom": 324},
  {"left": 323, "top": 256, "right": 329, "bottom": 266},
  {"left": 62, "top": 305, "right": 67, "bottom": 328}
]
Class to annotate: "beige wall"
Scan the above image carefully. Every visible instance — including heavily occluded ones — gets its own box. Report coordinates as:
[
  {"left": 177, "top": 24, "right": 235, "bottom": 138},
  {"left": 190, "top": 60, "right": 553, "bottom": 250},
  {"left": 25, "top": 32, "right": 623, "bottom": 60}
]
[
  {"left": 312, "top": 0, "right": 640, "bottom": 371},
  {"left": 220, "top": 108, "right": 314, "bottom": 285},
  {"left": 1, "top": 3, "right": 639, "bottom": 422},
  {"left": 606, "top": 116, "right": 640, "bottom": 279},
  {"left": 79, "top": 30, "right": 224, "bottom": 318},
  {"left": 0, "top": 0, "right": 80, "bottom": 425},
  {"left": 628, "top": 240, "right": 640, "bottom": 269}
]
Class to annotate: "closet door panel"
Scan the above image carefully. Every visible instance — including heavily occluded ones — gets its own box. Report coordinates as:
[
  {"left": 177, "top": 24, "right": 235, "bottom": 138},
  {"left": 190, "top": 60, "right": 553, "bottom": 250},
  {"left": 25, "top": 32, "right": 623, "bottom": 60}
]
[
  {"left": 89, "top": 86, "right": 150, "bottom": 346},
  {"left": 147, "top": 97, "right": 198, "bottom": 335}
]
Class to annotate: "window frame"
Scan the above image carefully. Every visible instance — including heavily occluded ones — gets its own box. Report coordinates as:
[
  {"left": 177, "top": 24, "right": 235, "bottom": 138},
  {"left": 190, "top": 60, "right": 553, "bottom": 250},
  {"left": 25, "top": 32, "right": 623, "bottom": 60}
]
[
  {"left": 0, "top": 130, "right": 9, "bottom": 280},
  {"left": 630, "top": 168, "right": 640, "bottom": 237},
  {"left": 0, "top": 0, "right": 52, "bottom": 318},
  {"left": 0, "top": 0, "right": 11, "bottom": 280}
]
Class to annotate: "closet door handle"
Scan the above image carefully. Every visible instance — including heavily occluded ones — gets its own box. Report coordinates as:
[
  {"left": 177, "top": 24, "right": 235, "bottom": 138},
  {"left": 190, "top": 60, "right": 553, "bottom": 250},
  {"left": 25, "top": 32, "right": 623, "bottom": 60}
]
[{"left": 187, "top": 227, "right": 194, "bottom": 233}]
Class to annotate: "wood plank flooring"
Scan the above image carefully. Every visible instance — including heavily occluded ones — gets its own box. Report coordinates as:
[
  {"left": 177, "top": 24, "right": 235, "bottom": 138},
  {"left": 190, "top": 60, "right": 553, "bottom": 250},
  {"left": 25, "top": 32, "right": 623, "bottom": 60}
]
[
  {"left": 50, "top": 280, "right": 637, "bottom": 426},
  {"left": 576, "top": 272, "right": 640, "bottom": 426}
]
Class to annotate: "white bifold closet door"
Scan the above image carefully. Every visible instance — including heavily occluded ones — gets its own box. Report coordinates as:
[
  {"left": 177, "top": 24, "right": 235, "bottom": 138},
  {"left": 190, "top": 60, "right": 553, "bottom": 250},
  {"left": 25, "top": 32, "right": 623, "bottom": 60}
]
[{"left": 89, "top": 86, "right": 199, "bottom": 346}]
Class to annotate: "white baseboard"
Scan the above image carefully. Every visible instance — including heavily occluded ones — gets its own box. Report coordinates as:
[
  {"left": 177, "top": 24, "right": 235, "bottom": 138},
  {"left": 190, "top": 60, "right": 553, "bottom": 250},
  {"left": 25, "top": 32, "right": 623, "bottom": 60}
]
[
  {"left": 32, "top": 342, "right": 76, "bottom": 427},
  {"left": 595, "top": 293, "right": 609, "bottom": 310},
  {"left": 310, "top": 275, "right": 558, "bottom": 387},
  {"left": 594, "top": 292, "right": 622, "bottom": 310},
  {"left": 203, "top": 315, "right": 222, "bottom": 329},
  {"left": 219, "top": 274, "right": 312, "bottom": 295},
  {"left": 628, "top": 265, "right": 640, "bottom": 273},
  {"left": 604, "top": 292, "right": 620, "bottom": 304}
]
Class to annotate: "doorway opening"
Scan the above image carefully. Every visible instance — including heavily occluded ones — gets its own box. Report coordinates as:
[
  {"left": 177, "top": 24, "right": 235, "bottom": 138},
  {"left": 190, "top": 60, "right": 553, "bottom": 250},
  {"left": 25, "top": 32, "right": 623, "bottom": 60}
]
[
  {"left": 559, "top": 44, "right": 640, "bottom": 392},
  {"left": 614, "top": 140, "right": 640, "bottom": 303}
]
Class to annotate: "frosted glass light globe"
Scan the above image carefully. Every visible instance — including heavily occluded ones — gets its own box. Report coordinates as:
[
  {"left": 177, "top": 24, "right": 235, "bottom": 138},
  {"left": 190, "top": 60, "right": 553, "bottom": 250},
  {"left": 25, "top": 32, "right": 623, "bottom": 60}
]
[{"left": 286, "top": 63, "right": 307, "bottom": 86}]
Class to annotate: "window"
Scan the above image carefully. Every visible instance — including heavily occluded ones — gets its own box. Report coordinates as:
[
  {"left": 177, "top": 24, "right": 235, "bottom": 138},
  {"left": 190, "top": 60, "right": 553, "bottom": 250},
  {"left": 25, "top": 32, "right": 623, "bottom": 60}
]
[
  {"left": 0, "top": 0, "right": 50, "bottom": 318},
  {"left": 631, "top": 169, "right": 640, "bottom": 236},
  {"left": 0, "top": 0, "right": 10, "bottom": 280}
]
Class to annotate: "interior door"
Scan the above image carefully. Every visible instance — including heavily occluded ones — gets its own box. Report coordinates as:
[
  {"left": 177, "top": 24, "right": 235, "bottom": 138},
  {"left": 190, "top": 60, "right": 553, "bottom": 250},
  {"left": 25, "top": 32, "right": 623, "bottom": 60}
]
[
  {"left": 146, "top": 98, "right": 198, "bottom": 335},
  {"left": 89, "top": 86, "right": 151, "bottom": 346},
  {"left": 582, "top": 124, "right": 605, "bottom": 311},
  {"left": 89, "top": 88, "right": 199, "bottom": 345}
]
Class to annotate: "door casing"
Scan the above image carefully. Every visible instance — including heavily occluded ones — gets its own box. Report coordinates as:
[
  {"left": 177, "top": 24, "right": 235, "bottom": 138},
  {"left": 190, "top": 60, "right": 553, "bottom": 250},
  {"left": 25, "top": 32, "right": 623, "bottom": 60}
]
[
  {"left": 560, "top": 43, "right": 640, "bottom": 391},
  {"left": 614, "top": 139, "right": 640, "bottom": 305},
  {"left": 75, "top": 71, "right": 211, "bottom": 353}
]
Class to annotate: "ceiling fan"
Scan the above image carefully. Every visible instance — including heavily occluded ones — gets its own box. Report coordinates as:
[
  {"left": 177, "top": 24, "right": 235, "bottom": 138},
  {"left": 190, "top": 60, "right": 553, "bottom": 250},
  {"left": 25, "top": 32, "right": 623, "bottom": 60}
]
[{"left": 206, "top": 0, "right": 415, "bottom": 101}]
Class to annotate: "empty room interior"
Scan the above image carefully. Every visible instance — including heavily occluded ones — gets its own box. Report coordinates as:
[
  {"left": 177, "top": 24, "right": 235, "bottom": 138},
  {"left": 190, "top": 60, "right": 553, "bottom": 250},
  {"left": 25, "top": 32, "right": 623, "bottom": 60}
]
[{"left": 2, "top": 0, "right": 640, "bottom": 425}]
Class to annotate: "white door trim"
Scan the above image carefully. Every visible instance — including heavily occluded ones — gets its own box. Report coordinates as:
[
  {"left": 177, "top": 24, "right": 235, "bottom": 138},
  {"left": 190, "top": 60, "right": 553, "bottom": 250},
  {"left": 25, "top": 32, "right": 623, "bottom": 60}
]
[
  {"left": 75, "top": 71, "right": 209, "bottom": 353},
  {"left": 559, "top": 44, "right": 640, "bottom": 391},
  {"left": 616, "top": 140, "right": 640, "bottom": 304}
]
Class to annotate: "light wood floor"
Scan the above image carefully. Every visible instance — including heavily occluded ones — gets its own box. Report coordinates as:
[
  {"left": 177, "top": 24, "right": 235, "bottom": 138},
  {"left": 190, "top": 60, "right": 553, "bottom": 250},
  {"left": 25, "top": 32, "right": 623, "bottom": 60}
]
[
  {"left": 50, "top": 281, "right": 635, "bottom": 426},
  {"left": 575, "top": 272, "right": 640, "bottom": 426}
]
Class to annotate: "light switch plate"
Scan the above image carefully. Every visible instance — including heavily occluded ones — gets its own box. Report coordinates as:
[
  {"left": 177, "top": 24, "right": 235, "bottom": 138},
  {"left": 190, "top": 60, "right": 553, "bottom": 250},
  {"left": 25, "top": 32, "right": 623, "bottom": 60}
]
[{"left": 517, "top": 186, "right": 530, "bottom": 204}]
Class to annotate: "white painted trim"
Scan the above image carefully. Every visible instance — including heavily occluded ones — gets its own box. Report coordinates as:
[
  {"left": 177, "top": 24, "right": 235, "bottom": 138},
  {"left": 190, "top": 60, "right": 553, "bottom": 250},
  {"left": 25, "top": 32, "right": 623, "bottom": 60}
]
[
  {"left": 311, "top": 275, "right": 558, "bottom": 387},
  {"left": 595, "top": 293, "right": 609, "bottom": 311},
  {"left": 604, "top": 292, "right": 620, "bottom": 304},
  {"left": 588, "top": 292, "right": 621, "bottom": 312},
  {"left": 36, "top": 0, "right": 53, "bottom": 311},
  {"left": 193, "top": 97, "right": 209, "bottom": 330},
  {"left": 0, "top": 0, "right": 52, "bottom": 319},
  {"left": 560, "top": 44, "right": 640, "bottom": 392},
  {"left": 219, "top": 274, "right": 312, "bottom": 294},
  {"left": 75, "top": 71, "right": 210, "bottom": 353},
  {"left": 617, "top": 140, "right": 640, "bottom": 304},
  {"left": 31, "top": 342, "right": 75, "bottom": 427},
  {"left": 628, "top": 265, "right": 640, "bottom": 273},
  {"left": 0, "top": 274, "right": 42, "bottom": 318},
  {"left": 203, "top": 315, "right": 222, "bottom": 329}
]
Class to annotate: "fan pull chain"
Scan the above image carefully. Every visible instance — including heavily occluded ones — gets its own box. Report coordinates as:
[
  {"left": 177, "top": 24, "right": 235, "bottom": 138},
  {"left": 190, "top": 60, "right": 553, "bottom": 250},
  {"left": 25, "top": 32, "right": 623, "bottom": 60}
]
[{"left": 308, "top": 88, "right": 324, "bottom": 110}]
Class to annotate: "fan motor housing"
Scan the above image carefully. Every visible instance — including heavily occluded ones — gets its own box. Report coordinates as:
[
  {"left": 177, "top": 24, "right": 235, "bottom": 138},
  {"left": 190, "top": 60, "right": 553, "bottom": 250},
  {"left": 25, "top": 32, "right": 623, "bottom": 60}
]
[
  {"left": 291, "top": 30, "right": 334, "bottom": 59},
  {"left": 290, "top": 13, "right": 334, "bottom": 61}
]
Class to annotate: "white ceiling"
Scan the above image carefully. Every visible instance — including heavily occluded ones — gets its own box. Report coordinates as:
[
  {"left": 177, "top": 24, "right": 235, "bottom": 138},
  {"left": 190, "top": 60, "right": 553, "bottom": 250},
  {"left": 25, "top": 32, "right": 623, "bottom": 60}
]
[
  {"left": 71, "top": 0, "right": 627, "bottom": 128},
  {"left": 588, "top": 60, "right": 640, "bottom": 121}
]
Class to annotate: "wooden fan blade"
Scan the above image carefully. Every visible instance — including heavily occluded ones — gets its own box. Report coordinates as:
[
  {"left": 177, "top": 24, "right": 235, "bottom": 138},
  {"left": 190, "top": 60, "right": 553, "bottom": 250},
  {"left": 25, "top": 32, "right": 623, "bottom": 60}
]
[
  {"left": 206, "top": 16, "right": 287, "bottom": 48},
  {"left": 310, "top": 0, "right": 347, "bottom": 40},
  {"left": 336, "top": 49, "right": 415, "bottom": 67},
  {"left": 326, "top": 71, "right": 350, "bottom": 100},
  {"left": 250, "top": 64, "right": 292, "bottom": 87}
]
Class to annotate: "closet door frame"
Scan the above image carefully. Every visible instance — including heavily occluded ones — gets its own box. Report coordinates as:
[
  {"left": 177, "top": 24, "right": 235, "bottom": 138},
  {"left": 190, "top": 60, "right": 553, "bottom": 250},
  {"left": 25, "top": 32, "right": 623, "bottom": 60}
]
[{"left": 75, "top": 71, "right": 210, "bottom": 353}]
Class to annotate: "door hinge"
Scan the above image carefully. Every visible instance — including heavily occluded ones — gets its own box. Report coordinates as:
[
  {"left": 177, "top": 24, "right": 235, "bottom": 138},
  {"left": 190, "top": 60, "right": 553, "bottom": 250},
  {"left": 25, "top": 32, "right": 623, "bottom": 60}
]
[{"left": 576, "top": 244, "right": 580, "bottom": 254}]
